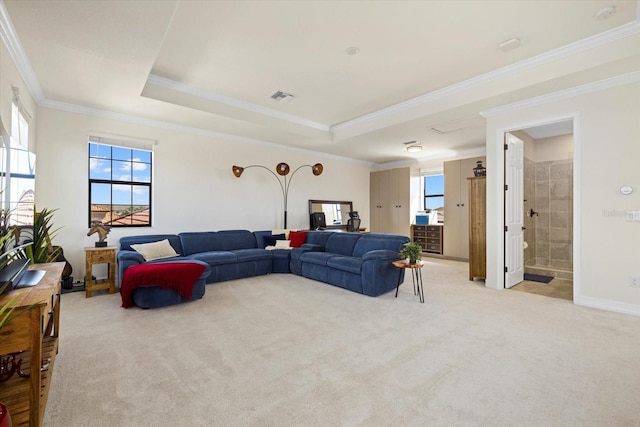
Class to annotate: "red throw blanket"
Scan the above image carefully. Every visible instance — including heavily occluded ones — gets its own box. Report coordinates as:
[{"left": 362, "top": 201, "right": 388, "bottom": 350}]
[{"left": 120, "top": 262, "right": 206, "bottom": 308}]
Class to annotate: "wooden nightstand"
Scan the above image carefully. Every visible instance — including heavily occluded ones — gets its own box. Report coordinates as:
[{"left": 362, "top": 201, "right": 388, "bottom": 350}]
[{"left": 84, "top": 246, "right": 117, "bottom": 297}]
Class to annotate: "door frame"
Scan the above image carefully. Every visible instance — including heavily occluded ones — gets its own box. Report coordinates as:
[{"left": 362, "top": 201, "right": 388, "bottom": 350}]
[{"left": 486, "top": 113, "right": 580, "bottom": 304}]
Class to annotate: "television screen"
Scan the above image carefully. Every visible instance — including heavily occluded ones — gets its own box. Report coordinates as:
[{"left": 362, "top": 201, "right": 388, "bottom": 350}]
[{"left": 310, "top": 212, "right": 326, "bottom": 229}]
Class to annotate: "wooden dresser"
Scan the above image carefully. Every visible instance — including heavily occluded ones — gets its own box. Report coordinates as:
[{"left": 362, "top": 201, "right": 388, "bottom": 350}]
[
  {"left": 0, "top": 262, "right": 65, "bottom": 427},
  {"left": 411, "top": 224, "right": 443, "bottom": 254},
  {"left": 468, "top": 177, "right": 486, "bottom": 280}
]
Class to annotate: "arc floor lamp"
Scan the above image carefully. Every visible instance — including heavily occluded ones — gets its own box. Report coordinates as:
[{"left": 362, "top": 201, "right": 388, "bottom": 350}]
[{"left": 232, "top": 162, "right": 323, "bottom": 228}]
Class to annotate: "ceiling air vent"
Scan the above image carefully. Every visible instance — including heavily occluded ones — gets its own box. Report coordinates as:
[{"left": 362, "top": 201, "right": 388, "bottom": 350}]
[{"left": 270, "top": 91, "right": 295, "bottom": 103}]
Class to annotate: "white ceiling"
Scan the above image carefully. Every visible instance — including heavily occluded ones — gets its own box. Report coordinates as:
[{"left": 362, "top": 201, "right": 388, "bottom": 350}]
[{"left": 3, "top": 0, "right": 640, "bottom": 164}]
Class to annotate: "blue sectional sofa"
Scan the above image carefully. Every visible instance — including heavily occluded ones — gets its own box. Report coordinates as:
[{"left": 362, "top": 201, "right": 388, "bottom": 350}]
[{"left": 117, "top": 230, "right": 410, "bottom": 307}]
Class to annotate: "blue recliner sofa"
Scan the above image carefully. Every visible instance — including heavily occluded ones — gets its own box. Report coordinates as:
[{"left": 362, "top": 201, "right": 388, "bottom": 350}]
[{"left": 117, "top": 229, "right": 409, "bottom": 306}]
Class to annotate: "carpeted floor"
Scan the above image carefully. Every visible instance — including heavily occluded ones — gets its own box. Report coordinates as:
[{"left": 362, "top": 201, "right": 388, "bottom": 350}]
[{"left": 44, "top": 258, "right": 640, "bottom": 426}]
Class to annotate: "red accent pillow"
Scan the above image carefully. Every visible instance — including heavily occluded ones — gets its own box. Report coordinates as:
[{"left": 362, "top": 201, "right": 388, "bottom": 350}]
[{"left": 288, "top": 230, "right": 308, "bottom": 248}]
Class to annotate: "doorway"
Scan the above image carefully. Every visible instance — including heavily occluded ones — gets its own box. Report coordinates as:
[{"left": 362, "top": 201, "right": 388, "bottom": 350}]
[{"left": 504, "top": 120, "right": 574, "bottom": 300}]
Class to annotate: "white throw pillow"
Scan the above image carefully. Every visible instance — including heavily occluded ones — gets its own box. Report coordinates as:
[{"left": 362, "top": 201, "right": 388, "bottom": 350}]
[
  {"left": 130, "top": 239, "right": 178, "bottom": 261},
  {"left": 274, "top": 240, "right": 292, "bottom": 249}
]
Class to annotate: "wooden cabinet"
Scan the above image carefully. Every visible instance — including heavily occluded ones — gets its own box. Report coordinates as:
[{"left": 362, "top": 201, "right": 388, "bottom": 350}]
[
  {"left": 412, "top": 224, "right": 443, "bottom": 254},
  {"left": 468, "top": 177, "right": 486, "bottom": 280},
  {"left": 370, "top": 167, "right": 411, "bottom": 236},
  {"left": 0, "top": 262, "right": 65, "bottom": 427},
  {"left": 443, "top": 157, "right": 483, "bottom": 259}
]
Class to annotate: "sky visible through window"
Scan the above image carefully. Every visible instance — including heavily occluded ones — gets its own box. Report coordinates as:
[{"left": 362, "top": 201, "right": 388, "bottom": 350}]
[
  {"left": 424, "top": 174, "right": 444, "bottom": 210},
  {"left": 89, "top": 143, "right": 151, "bottom": 226}
]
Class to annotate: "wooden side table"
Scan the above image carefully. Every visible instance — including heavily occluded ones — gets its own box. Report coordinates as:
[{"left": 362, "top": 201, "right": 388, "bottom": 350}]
[
  {"left": 392, "top": 260, "right": 425, "bottom": 303},
  {"left": 84, "top": 246, "right": 117, "bottom": 298}
]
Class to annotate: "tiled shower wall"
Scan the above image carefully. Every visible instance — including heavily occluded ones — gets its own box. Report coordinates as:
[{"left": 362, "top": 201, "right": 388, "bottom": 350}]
[
  {"left": 531, "top": 159, "right": 573, "bottom": 271},
  {"left": 523, "top": 157, "right": 536, "bottom": 266}
]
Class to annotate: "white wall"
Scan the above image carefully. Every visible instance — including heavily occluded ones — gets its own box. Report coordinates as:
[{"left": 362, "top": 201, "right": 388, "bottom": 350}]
[
  {"left": 485, "top": 81, "right": 640, "bottom": 316},
  {"left": 535, "top": 134, "right": 573, "bottom": 162},
  {"left": 34, "top": 107, "right": 372, "bottom": 278}
]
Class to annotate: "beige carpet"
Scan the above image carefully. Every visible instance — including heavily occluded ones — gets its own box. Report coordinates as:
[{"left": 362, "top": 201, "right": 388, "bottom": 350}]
[{"left": 44, "top": 258, "right": 640, "bottom": 426}]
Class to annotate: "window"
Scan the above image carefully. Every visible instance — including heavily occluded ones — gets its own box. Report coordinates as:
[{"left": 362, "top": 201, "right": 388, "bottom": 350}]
[
  {"left": 88, "top": 137, "right": 152, "bottom": 227},
  {"left": 424, "top": 174, "right": 444, "bottom": 223},
  {"left": 0, "top": 101, "right": 35, "bottom": 226}
]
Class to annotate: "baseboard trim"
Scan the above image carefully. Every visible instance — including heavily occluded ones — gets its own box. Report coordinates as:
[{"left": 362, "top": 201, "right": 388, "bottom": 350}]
[
  {"left": 423, "top": 253, "right": 469, "bottom": 262},
  {"left": 576, "top": 296, "right": 640, "bottom": 317}
]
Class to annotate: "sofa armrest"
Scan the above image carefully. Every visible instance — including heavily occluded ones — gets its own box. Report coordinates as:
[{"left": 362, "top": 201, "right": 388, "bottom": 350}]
[
  {"left": 360, "top": 250, "right": 405, "bottom": 297},
  {"left": 117, "top": 250, "right": 146, "bottom": 285},
  {"left": 362, "top": 249, "right": 400, "bottom": 262}
]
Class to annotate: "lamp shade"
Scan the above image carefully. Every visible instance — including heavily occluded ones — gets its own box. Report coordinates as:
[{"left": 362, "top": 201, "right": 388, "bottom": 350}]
[
  {"left": 312, "top": 163, "right": 323, "bottom": 176},
  {"left": 232, "top": 165, "right": 244, "bottom": 177},
  {"left": 276, "top": 162, "right": 290, "bottom": 176}
]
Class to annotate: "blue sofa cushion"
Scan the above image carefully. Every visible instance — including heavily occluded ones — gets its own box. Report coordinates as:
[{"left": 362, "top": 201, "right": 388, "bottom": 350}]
[
  {"left": 306, "top": 231, "right": 333, "bottom": 247},
  {"left": 325, "top": 233, "right": 362, "bottom": 256},
  {"left": 179, "top": 232, "right": 224, "bottom": 255},
  {"left": 327, "top": 256, "right": 362, "bottom": 274},
  {"left": 119, "top": 234, "right": 183, "bottom": 255},
  {"left": 300, "top": 252, "right": 337, "bottom": 266},
  {"left": 234, "top": 248, "right": 273, "bottom": 263},
  {"left": 189, "top": 251, "right": 237, "bottom": 266},
  {"left": 218, "top": 230, "right": 257, "bottom": 250},
  {"left": 352, "top": 233, "right": 410, "bottom": 257}
]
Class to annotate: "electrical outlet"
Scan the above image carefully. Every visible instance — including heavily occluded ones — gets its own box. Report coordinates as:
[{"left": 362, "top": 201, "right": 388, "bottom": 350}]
[{"left": 630, "top": 277, "right": 640, "bottom": 288}]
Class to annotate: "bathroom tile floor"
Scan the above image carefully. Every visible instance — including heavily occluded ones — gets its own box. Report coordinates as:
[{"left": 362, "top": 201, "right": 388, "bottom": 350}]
[{"left": 511, "top": 278, "right": 573, "bottom": 301}]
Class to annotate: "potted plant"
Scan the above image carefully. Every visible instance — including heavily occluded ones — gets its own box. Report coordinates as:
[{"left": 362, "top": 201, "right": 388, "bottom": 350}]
[
  {"left": 400, "top": 242, "right": 423, "bottom": 264},
  {"left": 21, "top": 207, "right": 61, "bottom": 264}
]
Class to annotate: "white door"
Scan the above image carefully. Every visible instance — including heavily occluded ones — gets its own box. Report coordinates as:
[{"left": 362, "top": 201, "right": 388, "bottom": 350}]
[{"left": 505, "top": 133, "right": 524, "bottom": 288}]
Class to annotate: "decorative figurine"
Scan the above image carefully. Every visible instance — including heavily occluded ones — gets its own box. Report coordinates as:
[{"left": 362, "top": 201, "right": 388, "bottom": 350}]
[
  {"left": 87, "top": 222, "right": 111, "bottom": 247},
  {"left": 473, "top": 160, "right": 486, "bottom": 177}
]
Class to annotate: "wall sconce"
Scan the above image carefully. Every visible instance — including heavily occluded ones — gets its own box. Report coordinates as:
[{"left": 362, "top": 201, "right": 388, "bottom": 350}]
[{"left": 232, "top": 162, "right": 323, "bottom": 228}]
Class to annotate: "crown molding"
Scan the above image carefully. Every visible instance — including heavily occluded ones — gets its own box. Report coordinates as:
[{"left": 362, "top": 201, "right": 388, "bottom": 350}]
[
  {"left": 146, "top": 74, "right": 331, "bottom": 133},
  {"left": 480, "top": 70, "right": 640, "bottom": 118},
  {"left": 332, "top": 19, "right": 640, "bottom": 133},
  {"left": 39, "top": 98, "right": 370, "bottom": 166},
  {"left": 0, "top": 0, "right": 44, "bottom": 103}
]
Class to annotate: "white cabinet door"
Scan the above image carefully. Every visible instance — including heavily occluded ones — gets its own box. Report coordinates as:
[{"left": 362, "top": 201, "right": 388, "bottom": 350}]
[
  {"left": 370, "top": 167, "right": 410, "bottom": 235},
  {"left": 443, "top": 158, "right": 481, "bottom": 259},
  {"left": 370, "top": 170, "right": 388, "bottom": 233}
]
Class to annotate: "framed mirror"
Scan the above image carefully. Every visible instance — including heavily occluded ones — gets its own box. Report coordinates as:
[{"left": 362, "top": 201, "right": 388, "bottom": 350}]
[{"left": 308, "top": 200, "right": 353, "bottom": 230}]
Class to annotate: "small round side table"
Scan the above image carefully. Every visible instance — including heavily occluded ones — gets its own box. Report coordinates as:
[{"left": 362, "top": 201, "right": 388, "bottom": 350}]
[{"left": 392, "top": 260, "right": 425, "bottom": 303}]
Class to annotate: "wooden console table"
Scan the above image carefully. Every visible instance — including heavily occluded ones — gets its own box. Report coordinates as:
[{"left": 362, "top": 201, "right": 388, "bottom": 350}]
[
  {"left": 0, "top": 262, "right": 65, "bottom": 427},
  {"left": 84, "top": 246, "right": 116, "bottom": 298}
]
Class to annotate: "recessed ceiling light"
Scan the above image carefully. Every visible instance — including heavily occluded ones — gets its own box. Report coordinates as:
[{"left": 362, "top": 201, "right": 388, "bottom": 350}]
[
  {"left": 594, "top": 6, "right": 616, "bottom": 20},
  {"left": 406, "top": 144, "right": 422, "bottom": 153},
  {"left": 498, "top": 37, "right": 521, "bottom": 52},
  {"left": 345, "top": 46, "right": 360, "bottom": 55}
]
